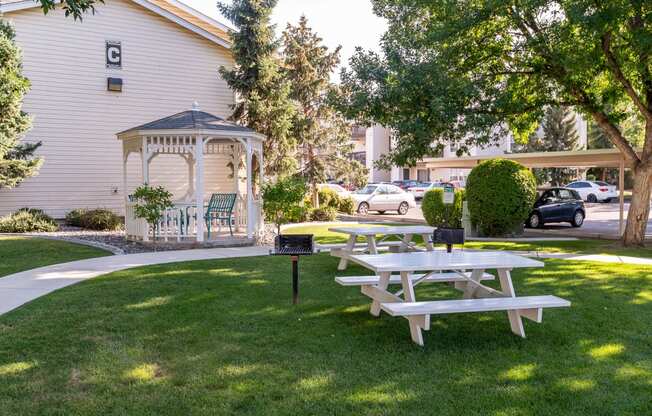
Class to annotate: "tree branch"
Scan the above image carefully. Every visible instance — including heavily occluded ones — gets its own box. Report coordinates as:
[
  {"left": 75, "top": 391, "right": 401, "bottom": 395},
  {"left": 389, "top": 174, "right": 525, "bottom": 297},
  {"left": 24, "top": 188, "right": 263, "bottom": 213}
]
[{"left": 601, "top": 32, "right": 652, "bottom": 121}]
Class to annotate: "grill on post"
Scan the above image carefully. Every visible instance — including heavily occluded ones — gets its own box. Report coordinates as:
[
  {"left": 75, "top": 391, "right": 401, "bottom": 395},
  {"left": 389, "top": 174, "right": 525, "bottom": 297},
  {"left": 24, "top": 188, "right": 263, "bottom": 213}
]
[
  {"left": 433, "top": 228, "right": 465, "bottom": 253},
  {"left": 271, "top": 234, "right": 315, "bottom": 304}
]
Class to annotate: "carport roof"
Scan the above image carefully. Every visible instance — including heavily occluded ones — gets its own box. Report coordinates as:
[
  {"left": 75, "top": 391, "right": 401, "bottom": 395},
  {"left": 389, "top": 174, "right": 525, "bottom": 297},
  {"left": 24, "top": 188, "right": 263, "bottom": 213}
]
[{"left": 418, "top": 148, "right": 641, "bottom": 169}]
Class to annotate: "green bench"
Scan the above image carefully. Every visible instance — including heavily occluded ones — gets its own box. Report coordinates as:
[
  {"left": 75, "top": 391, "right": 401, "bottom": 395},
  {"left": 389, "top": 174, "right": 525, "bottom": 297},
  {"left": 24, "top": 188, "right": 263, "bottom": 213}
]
[{"left": 204, "top": 193, "right": 237, "bottom": 238}]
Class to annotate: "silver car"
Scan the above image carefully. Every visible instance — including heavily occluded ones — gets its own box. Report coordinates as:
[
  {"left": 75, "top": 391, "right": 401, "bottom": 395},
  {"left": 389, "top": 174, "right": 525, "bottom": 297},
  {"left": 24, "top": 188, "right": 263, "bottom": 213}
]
[{"left": 350, "top": 184, "right": 417, "bottom": 215}]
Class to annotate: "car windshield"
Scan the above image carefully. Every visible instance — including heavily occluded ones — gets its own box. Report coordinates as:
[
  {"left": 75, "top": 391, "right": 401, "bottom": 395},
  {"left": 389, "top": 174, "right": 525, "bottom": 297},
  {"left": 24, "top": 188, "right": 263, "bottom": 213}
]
[
  {"left": 595, "top": 181, "right": 610, "bottom": 186},
  {"left": 354, "top": 185, "right": 377, "bottom": 194}
]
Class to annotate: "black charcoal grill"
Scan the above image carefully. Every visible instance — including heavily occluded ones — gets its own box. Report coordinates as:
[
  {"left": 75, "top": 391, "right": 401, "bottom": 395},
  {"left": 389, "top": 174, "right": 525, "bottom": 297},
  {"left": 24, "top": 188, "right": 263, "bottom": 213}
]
[
  {"left": 271, "top": 234, "right": 315, "bottom": 304},
  {"left": 433, "top": 227, "right": 465, "bottom": 253}
]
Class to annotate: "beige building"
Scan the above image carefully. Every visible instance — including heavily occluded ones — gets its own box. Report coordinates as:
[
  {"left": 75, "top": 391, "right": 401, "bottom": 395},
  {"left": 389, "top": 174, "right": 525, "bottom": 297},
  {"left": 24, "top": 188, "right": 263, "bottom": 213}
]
[{"left": 0, "top": 0, "right": 236, "bottom": 217}]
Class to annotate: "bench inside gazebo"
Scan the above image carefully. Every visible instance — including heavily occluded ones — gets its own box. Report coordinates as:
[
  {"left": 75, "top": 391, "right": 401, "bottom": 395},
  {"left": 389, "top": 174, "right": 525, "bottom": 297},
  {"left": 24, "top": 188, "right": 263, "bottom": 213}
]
[{"left": 117, "top": 103, "right": 265, "bottom": 243}]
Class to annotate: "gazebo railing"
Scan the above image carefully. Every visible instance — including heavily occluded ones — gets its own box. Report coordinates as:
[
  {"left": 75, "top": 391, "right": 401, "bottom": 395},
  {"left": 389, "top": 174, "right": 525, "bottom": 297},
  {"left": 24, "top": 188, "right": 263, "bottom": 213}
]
[{"left": 125, "top": 198, "right": 257, "bottom": 241}]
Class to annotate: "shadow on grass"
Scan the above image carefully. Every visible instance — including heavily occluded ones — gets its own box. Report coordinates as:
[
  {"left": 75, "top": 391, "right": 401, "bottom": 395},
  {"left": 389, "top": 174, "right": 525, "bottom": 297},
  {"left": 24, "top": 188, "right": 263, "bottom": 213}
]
[{"left": 0, "top": 255, "right": 650, "bottom": 415}]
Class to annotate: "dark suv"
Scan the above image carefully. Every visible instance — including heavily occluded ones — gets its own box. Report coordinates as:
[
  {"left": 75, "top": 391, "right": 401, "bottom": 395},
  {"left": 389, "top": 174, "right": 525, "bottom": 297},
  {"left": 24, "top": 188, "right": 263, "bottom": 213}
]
[{"left": 526, "top": 188, "right": 586, "bottom": 228}]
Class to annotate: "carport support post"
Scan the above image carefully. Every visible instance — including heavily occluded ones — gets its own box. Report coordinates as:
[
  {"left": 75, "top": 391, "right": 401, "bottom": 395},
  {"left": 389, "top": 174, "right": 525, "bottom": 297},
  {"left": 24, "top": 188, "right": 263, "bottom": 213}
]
[{"left": 619, "top": 157, "right": 625, "bottom": 236}]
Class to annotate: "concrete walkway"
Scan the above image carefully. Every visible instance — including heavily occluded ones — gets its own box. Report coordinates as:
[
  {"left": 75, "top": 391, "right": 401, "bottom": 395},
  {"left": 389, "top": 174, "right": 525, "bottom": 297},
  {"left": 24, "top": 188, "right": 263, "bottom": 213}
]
[{"left": 0, "top": 246, "right": 269, "bottom": 316}]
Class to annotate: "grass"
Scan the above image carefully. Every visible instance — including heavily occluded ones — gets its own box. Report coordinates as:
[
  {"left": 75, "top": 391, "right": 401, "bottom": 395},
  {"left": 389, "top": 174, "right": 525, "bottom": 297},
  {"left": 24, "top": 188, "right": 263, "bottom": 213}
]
[
  {"left": 0, "top": 236, "right": 112, "bottom": 278},
  {"left": 284, "top": 223, "right": 652, "bottom": 258},
  {"left": 0, "top": 253, "right": 650, "bottom": 415}
]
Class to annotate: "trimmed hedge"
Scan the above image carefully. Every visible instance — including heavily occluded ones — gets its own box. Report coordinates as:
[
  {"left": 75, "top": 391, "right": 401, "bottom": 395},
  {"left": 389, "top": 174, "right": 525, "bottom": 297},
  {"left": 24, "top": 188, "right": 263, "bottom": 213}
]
[
  {"left": 310, "top": 206, "right": 338, "bottom": 222},
  {"left": 65, "top": 208, "right": 87, "bottom": 227},
  {"left": 422, "top": 188, "right": 465, "bottom": 228},
  {"left": 65, "top": 208, "right": 122, "bottom": 231},
  {"left": 466, "top": 159, "right": 536, "bottom": 236},
  {"left": 0, "top": 208, "right": 58, "bottom": 233}
]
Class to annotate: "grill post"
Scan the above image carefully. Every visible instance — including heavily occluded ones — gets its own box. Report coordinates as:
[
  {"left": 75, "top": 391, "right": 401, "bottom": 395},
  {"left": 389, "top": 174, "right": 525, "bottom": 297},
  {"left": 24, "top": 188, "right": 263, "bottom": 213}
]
[{"left": 291, "top": 256, "right": 299, "bottom": 304}]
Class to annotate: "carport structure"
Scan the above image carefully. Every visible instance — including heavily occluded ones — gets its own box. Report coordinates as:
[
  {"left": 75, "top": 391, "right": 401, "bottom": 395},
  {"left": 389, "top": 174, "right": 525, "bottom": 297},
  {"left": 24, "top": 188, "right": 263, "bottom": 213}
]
[{"left": 417, "top": 148, "right": 643, "bottom": 235}]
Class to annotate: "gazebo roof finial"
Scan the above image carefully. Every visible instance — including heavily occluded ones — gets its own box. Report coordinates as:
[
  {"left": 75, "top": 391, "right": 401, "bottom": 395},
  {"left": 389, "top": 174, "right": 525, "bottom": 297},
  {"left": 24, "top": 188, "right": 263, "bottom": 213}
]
[{"left": 191, "top": 101, "right": 201, "bottom": 111}]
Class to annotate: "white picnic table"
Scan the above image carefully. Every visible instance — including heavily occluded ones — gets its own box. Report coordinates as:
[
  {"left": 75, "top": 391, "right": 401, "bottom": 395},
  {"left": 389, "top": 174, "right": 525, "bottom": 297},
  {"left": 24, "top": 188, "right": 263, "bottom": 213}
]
[
  {"left": 327, "top": 225, "right": 436, "bottom": 270},
  {"left": 336, "top": 250, "right": 570, "bottom": 346}
]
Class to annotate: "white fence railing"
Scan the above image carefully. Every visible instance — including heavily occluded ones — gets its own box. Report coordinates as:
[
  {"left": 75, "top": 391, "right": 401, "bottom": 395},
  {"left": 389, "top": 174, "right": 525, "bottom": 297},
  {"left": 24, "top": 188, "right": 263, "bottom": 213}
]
[{"left": 125, "top": 196, "right": 261, "bottom": 241}]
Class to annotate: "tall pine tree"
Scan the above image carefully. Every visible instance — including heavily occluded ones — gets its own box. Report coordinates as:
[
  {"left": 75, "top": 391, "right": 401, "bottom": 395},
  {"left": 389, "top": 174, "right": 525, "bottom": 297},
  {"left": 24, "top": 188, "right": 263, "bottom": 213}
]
[
  {"left": 218, "top": 0, "right": 297, "bottom": 177},
  {"left": 0, "top": 20, "right": 42, "bottom": 189},
  {"left": 282, "top": 16, "right": 366, "bottom": 206},
  {"left": 517, "top": 106, "right": 579, "bottom": 186}
]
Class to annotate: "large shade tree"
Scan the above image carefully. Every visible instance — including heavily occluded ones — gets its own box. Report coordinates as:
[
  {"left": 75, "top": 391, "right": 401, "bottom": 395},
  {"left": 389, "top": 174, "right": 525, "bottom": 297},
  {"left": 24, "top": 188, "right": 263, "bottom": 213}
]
[
  {"left": 282, "top": 16, "right": 366, "bottom": 206},
  {"left": 218, "top": 0, "right": 298, "bottom": 177},
  {"left": 0, "top": 21, "right": 42, "bottom": 189},
  {"left": 340, "top": 0, "right": 652, "bottom": 246}
]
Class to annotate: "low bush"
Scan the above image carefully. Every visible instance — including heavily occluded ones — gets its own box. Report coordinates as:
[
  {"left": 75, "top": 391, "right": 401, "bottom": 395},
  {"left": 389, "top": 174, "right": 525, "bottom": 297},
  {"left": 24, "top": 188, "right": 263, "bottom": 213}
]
[
  {"left": 309, "top": 206, "right": 338, "bottom": 222},
  {"left": 65, "top": 208, "right": 87, "bottom": 227},
  {"left": 262, "top": 176, "right": 308, "bottom": 234},
  {"left": 422, "top": 188, "right": 465, "bottom": 228},
  {"left": 0, "top": 209, "right": 58, "bottom": 233},
  {"left": 80, "top": 209, "right": 122, "bottom": 231},
  {"left": 466, "top": 159, "right": 536, "bottom": 236},
  {"left": 339, "top": 197, "right": 355, "bottom": 215}
]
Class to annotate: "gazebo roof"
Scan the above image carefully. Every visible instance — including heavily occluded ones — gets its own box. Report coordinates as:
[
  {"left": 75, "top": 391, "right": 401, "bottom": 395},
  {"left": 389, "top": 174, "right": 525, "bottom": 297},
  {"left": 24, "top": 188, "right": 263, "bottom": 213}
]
[
  {"left": 120, "top": 110, "right": 254, "bottom": 134},
  {"left": 117, "top": 104, "right": 264, "bottom": 141}
]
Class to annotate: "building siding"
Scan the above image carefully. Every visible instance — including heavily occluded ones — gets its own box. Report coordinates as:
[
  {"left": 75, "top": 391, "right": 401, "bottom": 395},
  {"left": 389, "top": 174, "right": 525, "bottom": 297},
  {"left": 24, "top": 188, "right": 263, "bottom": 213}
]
[{"left": 1, "top": 0, "right": 235, "bottom": 217}]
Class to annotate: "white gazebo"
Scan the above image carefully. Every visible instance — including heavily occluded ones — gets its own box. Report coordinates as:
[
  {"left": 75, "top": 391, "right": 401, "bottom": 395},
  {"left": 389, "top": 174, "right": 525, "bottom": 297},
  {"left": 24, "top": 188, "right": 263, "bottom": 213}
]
[{"left": 117, "top": 103, "right": 265, "bottom": 243}]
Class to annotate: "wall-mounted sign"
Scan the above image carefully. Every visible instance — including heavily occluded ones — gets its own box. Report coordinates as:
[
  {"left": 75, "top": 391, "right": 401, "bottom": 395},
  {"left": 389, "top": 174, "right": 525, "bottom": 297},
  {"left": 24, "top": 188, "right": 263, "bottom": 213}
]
[{"left": 106, "top": 41, "right": 122, "bottom": 68}]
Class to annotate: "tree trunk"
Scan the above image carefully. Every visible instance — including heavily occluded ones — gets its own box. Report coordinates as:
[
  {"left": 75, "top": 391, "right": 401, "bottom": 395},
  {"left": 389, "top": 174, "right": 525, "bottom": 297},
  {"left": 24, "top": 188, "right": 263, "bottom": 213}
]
[
  {"left": 622, "top": 164, "right": 652, "bottom": 246},
  {"left": 311, "top": 182, "right": 319, "bottom": 209}
]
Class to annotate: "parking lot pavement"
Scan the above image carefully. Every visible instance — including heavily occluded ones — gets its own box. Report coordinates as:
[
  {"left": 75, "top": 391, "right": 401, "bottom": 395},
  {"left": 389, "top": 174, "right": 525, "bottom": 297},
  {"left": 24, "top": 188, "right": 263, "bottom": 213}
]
[{"left": 355, "top": 201, "right": 652, "bottom": 239}]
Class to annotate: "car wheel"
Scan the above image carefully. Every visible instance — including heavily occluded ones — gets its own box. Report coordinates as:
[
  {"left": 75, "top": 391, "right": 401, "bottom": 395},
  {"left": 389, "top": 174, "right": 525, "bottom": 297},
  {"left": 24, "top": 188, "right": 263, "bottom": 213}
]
[
  {"left": 587, "top": 194, "right": 598, "bottom": 203},
  {"left": 357, "top": 202, "right": 369, "bottom": 215},
  {"left": 377, "top": 210, "right": 386, "bottom": 215},
  {"left": 398, "top": 202, "right": 409, "bottom": 215},
  {"left": 571, "top": 210, "right": 584, "bottom": 227},
  {"left": 527, "top": 212, "right": 542, "bottom": 228}
]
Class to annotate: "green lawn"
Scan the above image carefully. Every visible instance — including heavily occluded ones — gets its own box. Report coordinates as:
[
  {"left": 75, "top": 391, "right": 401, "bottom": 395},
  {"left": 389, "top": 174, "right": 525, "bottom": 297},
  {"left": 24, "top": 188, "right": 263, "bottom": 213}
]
[
  {"left": 284, "top": 223, "right": 652, "bottom": 258},
  {"left": 0, "top": 253, "right": 650, "bottom": 415},
  {"left": 0, "top": 236, "right": 112, "bottom": 278}
]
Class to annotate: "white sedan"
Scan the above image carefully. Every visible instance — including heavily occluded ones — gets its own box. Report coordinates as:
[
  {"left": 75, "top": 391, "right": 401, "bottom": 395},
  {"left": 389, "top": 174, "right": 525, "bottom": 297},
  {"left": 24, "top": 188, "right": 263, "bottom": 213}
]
[
  {"left": 407, "top": 182, "right": 451, "bottom": 200},
  {"left": 565, "top": 180, "right": 618, "bottom": 203},
  {"left": 350, "top": 184, "right": 417, "bottom": 215}
]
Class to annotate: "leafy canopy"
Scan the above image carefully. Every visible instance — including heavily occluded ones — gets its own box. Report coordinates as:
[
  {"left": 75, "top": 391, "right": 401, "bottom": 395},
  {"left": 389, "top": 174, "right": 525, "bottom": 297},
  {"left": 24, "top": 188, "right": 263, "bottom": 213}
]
[
  {"left": 35, "top": 0, "right": 104, "bottom": 20},
  {"left": 340, "top": 0, "right": 652, "bottom": 168},
  {"left": 262, "top": 176, "right": 307, "bottom": 234}
]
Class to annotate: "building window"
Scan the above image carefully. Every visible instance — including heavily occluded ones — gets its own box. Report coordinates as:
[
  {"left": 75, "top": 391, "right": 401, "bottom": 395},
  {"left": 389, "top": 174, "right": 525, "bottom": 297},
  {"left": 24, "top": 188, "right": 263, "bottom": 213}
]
[
  {"left": 417, "top": 169, "right": 430, "bottom": 182},
  {"left": 403, "top": 168, "right": 410, "bottom": 180}
]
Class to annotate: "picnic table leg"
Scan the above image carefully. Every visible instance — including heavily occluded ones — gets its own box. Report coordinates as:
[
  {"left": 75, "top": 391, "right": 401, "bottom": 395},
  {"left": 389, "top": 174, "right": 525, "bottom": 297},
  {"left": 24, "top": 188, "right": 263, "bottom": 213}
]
[
  {"left": 400, "top": 271, "right": 424, "bottom": 346},
  {"left": 399, "top": 234, "right": 413, "bottom": 252},
  {"left": 366, "top": 235, "right": 378, "bottom": 254},
  {"left": 370, "top": 271, "right": 391, "bottom": 316},
  {"left": 421, "top": 233, "right": 434, "bottom": 251},
  {"left": 462, "top": 268, "right": 485, "bottom": 299},
  {"left": 337, "top": 235, "right": 357, "bottom": 271},
  {"left": 497, "top": 268, "right": 526, "bottom": 338}
]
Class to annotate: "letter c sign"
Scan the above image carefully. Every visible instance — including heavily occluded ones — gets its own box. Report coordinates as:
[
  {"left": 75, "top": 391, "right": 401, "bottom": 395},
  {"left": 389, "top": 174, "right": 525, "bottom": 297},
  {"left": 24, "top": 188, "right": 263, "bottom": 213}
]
[{"left": 106, "top": 41, "right": 122, "bottom": 68}]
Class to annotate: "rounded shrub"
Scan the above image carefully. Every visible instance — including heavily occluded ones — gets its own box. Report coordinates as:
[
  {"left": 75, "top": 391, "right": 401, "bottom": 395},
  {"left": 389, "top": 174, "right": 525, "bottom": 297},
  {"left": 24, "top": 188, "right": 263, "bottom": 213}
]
[
  {"left": 422, "top": 188, "right": 465, "bottom": 228},
  {"left": 0, "top": 209, "right": 58, "bottom": 233},
  {"left": 65, "top": 208, "right": 88, "bottom": 227},
  {"left": 466, "top": 159, "right": 536, "bottom": 236},
  {"left": 309, "top": 206, "right": 337, "bottom": 222},
  {"left": 338, "top": 197, "right": 355, "bottom": 215},
  {"left": 318, "top": 187, "right": 341, "bottom": 209},
  {"left": 80, "top": 209, "right": 123, "bottom": 231}
]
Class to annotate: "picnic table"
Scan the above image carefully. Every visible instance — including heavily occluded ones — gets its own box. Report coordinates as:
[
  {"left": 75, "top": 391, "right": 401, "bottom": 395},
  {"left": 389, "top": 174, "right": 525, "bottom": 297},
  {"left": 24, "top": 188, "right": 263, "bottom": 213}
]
[
  {"left": 327, "top": 225, "right": 436, "bottom": 270},
  {"left": 336, "top": 250, "right": 570, "bottom": 346}
]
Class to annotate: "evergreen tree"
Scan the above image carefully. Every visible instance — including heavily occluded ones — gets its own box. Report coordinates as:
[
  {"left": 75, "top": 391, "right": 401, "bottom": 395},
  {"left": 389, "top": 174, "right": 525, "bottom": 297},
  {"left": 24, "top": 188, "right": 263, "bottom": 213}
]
[
  {"left": 282, "top": 16, "right": 366, "bottom": 206},
  {"left": 517, "top": 106, "right": 579, "bottom": 186},
  {"left": 0, "top": 20, "right": 42, "bottom": 189},
  {"left": 218, "top": 0, "right": 297, "bottom": 177}
]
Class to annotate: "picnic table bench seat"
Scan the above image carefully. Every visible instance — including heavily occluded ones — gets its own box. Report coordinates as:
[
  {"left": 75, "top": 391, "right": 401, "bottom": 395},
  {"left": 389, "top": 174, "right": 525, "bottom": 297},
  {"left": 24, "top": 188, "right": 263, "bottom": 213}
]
[{"left": 380, "top": 295, "right": 571, "bottom": 328}]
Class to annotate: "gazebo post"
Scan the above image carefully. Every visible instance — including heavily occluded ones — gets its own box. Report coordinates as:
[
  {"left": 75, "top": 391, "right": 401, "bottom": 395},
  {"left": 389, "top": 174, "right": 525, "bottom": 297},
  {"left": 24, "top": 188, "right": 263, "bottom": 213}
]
[
  {"left": 246, "top": 140, "right": 254, "bottom": 239},
  {"left": 195, "top": 135, "right": 205, "bottom": 242},
  {"left": 141, "top": 137, "right": 151, "bottom": 241}
]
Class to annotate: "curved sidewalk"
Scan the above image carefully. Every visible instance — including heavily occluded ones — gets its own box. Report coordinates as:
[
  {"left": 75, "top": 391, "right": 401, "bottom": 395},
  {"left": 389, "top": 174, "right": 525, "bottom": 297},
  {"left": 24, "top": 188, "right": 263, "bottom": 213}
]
[{"left": 0, "top": 246, "right": 269, "bottom": 316}]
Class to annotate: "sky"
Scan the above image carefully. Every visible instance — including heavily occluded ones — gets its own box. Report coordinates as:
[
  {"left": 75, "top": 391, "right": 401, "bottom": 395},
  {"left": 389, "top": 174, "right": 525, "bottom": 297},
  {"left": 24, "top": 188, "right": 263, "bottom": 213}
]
[{"left": 182, "top": 0, "right": 387, "bottom": 78}]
